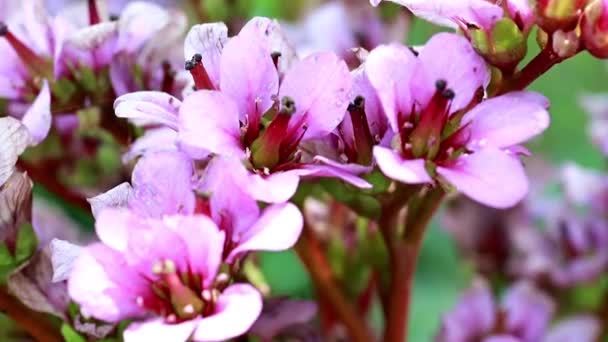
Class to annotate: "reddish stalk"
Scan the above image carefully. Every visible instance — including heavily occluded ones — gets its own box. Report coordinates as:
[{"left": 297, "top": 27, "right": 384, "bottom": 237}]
[
  {"left": 295, "top": 223, "right": 375, "bottom": 342},
  {"left": 17, "top": 160, "right": 90, "bottom": 212},
  {"left": 0, "top": 287, "right": 63, "bottom": 342},
  {"left": 383, "top": 187, "right": 445, "bottom": 342}
]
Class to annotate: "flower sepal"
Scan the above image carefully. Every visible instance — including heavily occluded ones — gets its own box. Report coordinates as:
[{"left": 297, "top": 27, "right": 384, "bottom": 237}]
[{"left": 470, "top": 18, "right": 528, "bottom": 72}]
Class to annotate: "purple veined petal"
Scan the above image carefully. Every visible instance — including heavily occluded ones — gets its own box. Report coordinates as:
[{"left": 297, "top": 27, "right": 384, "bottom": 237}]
[
  {"left": 21, "top": 80, "right": 51, "bottom": 144},
  {"left": 193, "top": 284, "right": 263, "bottom": 342},
  {"left": 437, "top": 148, "right": 529, "bottom": 209},
  {"left": 124, "top": 318, "right": 199, "bottom": 342},
  {"left": 114, "top": 91, "right": 181, "bottom": 129},
  {"left": 122, "top": 127, "right": 178, "bottom": 163},
  {"left": 65, "top": 21, "right": 120, "bottom": 70},
  {"left": 87, "top": 182, "right": 133, "bottom": 219},
  {"left": 0, "top": 117, "right": 32, "bottom": 186},
  {"left": 365, "top": 44, "right": 418, "bottom": 132},
  {"left": 109, "top": 54, "right": 138, "bottom": 96},
  {"left": 542, "top": 316, "right": 601, "bottom": 342},
  {"left": 68, "top": 244, "right": 147, "bottom": 322},
  {"left": 203, "top": 157, "right": 261, "bottom": 236},
  {"left": 227, "top": 202, "right": 303, "bottom": 262},
  {"left": 502, "top": 282, "right": 555, "bottom": 342},
  {"left": 219, "top": 32, "right": 279, "bottom": 122},
  {"left": 130, "top": 152, "right": 195, "bottom": 217},
  {"left": 437, "top": 278, "right": 496, "bottom": 341},
  {"left": 299, "top": 157, "right": 373, "bottom": 189},
  {"left": 463, "top": 92, "right": 550, "bottom": 150},
  {"left": 239, "top": 17, "right": 298, "bottom": 75},
  {"left": 116, "top": 2, "right": 169, "bottom": 55},
  {"left": 375, "top": 0, "right": 503, "bottom": 30},
  {"left": 373, "top": 146, "right": 432, "bottom": 184},
  {"left": 177, "top": 90, "right": 245, "bottom": 158},
  {"left": 416, "top": 33, "right": 489, "bottom": 113},
  {"left": 246, "top": 169, "right": 301, "bottom": 203},
  {"left": 279, "top": 52, "right": 352, "bottom": 140},
  {"left": 49, "top": 238, "right": 82, "bottom": 283},
  {"left": 183, "top": 23, "right": 228, "bottom": 88},
  {"left": 163, "top": 215, "right": 225, "bottom": 288}
]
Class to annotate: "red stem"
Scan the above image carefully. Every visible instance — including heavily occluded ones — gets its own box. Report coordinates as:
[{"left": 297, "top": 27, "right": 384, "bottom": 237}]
[
  {"left": 295, "top": 223, "right": 375, "bottom": 342},
  {"left": 383, "top": 187, "right": 444, "bottom": 342},
  {"left": 0, "top": 287, "right": 63, "bottom": 342}
]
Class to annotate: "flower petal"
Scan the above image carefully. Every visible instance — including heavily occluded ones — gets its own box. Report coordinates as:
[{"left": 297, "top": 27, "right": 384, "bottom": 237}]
[
  {"left": 365, "top": 44, "right": 418, "bottom": 132},
  {"left": 542, "top": 316, "right": 600, "bottom": 342},
  {"left": 300, "top": 156, "right": 373, "bottom": 189},
  {"left": 124, "top": 318, "right": 199, "bottom": 342},
  {"left": 122, "top": 127, "right": 178, "bottom": 163},
  {"left": 503, "top": 282, "right": 555, "bottom": 341},
  {"left": 116, "top": 2, "right": 169, "bottom": 54},
  {"left": 416, "top": 33, "right": 489, "bottom": 113},
  {"left": 246, "top": 170, "right": 301, "bottom": 203},
  {"left": 114, "top": 91, "right": 181, "bottom": 129},
  {"left": 373, "top": 146, "right": 432, "bottom": 184},
  {"left": 177, "top": 90, "right": 244, "bottom": 158},
  {"left": 183, "top": 23, "right": 228, "bottom": 88},
  {"left": 219, "top": 30, "right": 278, "bottom": 121},
  {"left": 227, "top": 203, "right": 303, "bottom": 262},
  {"left": 0, "top": 117, "right": 32, "bottom": 186},
  {"left": 463, "top": 92, "right": 550, "bottom": 150},
  {"left": 21, "top": 80, "right": 51, "bottom": 144},
  {"left": 437, "top": 148, "right": 529, "bottom": 208},
  {"left": 279, "top": 52, "right": 351, "bottom": 140},
  {"left": 87, "top": 182, "right": 133, "bottom": 219},
  {"left": 130, "top": 152, "right": 195, "bottom": 217},
  {"left": 193, "top": 284, "right": 262, "bottom": 341}
]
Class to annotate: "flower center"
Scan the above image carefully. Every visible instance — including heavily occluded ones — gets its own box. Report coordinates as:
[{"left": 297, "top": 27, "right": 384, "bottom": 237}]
[
  {"left": 340, "top": 95, "right": 374, "bottom": 165},
  {"left": 138, "top": 259, "right": 216, "bottom": 323}
]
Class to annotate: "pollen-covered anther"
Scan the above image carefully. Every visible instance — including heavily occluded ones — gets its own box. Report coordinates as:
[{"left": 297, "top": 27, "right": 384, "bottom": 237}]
[{"left": 280, "top": 96, "right": 297, "bottom": 115}]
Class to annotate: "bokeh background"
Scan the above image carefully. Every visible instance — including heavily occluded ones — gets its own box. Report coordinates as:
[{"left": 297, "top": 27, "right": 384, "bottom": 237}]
[{"left": 2, "top": 0, "right": 606, "bottom": 340}]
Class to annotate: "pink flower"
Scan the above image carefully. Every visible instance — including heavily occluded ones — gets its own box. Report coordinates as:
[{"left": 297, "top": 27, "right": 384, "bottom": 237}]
[
  {"left": 365, "top": 33, "right": 550, "bottom": 208},
  {"left": 68, "top": 210, "right": 263, "bottom": 341},
  {"left": 115, "top": 17, "right": 371, "bottom": 203}
]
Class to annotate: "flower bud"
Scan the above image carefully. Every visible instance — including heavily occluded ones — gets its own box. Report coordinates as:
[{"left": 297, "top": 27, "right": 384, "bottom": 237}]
[
  {"left": 534, "top": 0, "right": 587, "bottom": 33},
  {"left": 552, "top": 29, "right": 581, "bottom": 58},
  {"left": 505, "top": 0, "right": 535, "bottom": 33},
  {"left": 581, "top": 0, "right": 608, "bottom": 58},
  {"left": 470, "top": 18, "right": 528, "bottom": 72}
]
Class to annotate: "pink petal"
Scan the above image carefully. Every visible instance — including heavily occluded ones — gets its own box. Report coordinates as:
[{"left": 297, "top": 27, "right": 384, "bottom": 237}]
[
  {"left": 122, "top": 127, "right": 178, "bottom": 163},
  {"left": 365, "top": 44, "right": 418, "bottom": 132},
  {"left": 437, "top": 148, "right": 529, "bottom": 208},
  {"left": 183, "top": 23, "right": 228, "bottom": 88},
  {"left": 279, "top": 52, "right": 351, "bottom": 140},
  {"left": 109, "top": 54, "right": 137, "bottom": 96},
  {"left": 68, "top": 244, "right": 146, "bottom": 322},
  {"left": 177, "top": 90, "right": 244, "bottom": 158},
  {"left": 114, "top": 91, "right": 181, "bottom": 129},
  {"left": 246, "top": 170, "right": 301, "bottom": 203},
  {"left": 130, "top": 152, "right": 195, "bottom": 217},
  {"left": 543, "top": 316, "right": 600, "bottom": 342},
  {"left": 21, "top": 80, "right": 51, "bottom": 144},
  {"left": 416, "top": 33, "right": 489, "bottom": 113},
  {"left": 87, "top": 182, "right": 133, "bottom": 218},
  {"left": 502, "top": 282, "right": 555, "bottom": 341},
  {"left": 193, "top": 284, "right": 262, "bottom": 341},
  {"left": 94, "top": 209, "right": 132, "bottom": 252},
  {"left": 227, "top": 203, "right": 303, "bottom": 262},
  {"left": 300, "top": 156, "right": 373, "bottom": 189},
  {"left": 373, "top": 146, "right": 432, "bottom": 184},
  {"left": 124, "top": 319, "right": 199, "bottom": 342},
  {"left": 116, "top": 2, "right": 169, "bottom": 54},
  {"left": 484, "top": 336, "right": 521, "bottom": 342},
  {"left": 219, "top": 31, "right": 278, "bottom": 121},
  {"left": 463, "top": 92, "right": 550, "bottom": 150},
  {"left": 163, "top": 215, "right": 225, "bottom": 288}
]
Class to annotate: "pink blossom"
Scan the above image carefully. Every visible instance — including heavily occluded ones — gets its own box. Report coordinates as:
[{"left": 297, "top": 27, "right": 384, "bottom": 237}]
[{"left": 365, "top": 33, "right": 550, "bottom": 208}]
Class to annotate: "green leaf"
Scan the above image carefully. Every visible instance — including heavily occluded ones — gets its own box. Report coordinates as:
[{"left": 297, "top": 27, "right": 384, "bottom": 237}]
[
  {"left": 61, "top": 324, "right": 87, "bottom": 342},
  {"left": 14, "top": 223, "right": 38, "bottom": 265},
  {"left": 0, "top": 243, "right": 14, "bottom": 267}
]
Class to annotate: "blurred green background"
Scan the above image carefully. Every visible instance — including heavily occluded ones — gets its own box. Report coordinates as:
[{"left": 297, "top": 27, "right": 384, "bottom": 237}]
[{"left": 3, "top": 0, "right": 607, "bottom": 340}]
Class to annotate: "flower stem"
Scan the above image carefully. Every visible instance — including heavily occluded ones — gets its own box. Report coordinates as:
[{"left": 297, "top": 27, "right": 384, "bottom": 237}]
[
  {"left": 0, "top": 287, "right": 63, "bottom": 342},
  {"left": 295, "top": 222, "right": 375, "bottom": 342},
  {"left": 383, "top": 187, "right": 445, "bottom": 342}
]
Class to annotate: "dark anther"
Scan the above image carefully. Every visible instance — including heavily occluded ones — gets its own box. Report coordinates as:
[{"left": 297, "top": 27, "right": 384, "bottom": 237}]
[
  {"left": 109, "top": 14, "right": 119, "bottom": 21},
  {"left": 271, "top": 52, "right": 282, "bottom": 60},
  {"left": 408, "top": 46, "right": 419, "bottom": 57},
  {"left": 193, "top": 53, "right": 202, "bottom": 63},
  {"left": 435, "top": 79, "right": 447, "bottom": 91},
  {"left": 442, "top": 88, "right": 455, "bottom": 100},
  {"left": 0, "top": 22, "right": 8, "bottom": 36},
  {"left": 353, "top": 95, "right": 365, "bottom": 108},
  {"left": 280, "top": 96, "right": 296, "bottom": 115},
  {"left": 185, "top": 60, "right": 194, "bottom": 71}
]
